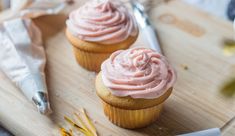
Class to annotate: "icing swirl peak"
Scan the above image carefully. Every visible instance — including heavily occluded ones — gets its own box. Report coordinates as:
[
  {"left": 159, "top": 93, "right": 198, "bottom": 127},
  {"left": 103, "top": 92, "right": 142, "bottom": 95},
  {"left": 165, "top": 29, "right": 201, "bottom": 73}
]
[
  {"left": 101, "top": 48, "right": 177, "bottom": 99},
  {"left": 66, "top": 0, "right": 138, "bottom": 44}
]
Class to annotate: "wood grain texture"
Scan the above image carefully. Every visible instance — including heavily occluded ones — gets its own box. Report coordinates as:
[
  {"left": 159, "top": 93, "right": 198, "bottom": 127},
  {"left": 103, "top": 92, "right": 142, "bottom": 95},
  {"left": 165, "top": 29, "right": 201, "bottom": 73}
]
[
  {"left": 223, "top": 124, "right": 235, "bottom": 136},
  {"left": 0, "top": 0, "right": 235, "bottom": 136},
  {"left": 221, "top": 116, "right": 235, "bottom": 136}
]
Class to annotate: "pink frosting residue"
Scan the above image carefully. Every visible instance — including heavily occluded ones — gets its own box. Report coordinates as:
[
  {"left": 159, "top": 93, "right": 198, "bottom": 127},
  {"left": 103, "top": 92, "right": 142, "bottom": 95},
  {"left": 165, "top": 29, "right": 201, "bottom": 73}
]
[
  {"left": 66, "top": 0, "right": 138, "bottom": 44},
  {"left": 101, "top": 48, "right": 177, "bottom": 99}
]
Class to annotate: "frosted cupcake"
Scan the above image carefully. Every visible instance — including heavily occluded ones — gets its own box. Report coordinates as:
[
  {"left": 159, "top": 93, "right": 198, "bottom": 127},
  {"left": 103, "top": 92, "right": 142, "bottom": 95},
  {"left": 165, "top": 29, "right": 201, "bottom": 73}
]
[
  {"left": 66, "top": 0, "right": 138, "bottom": 72},
  {"left": 96, "top": 48, "right": 176, "bottom": 129}
]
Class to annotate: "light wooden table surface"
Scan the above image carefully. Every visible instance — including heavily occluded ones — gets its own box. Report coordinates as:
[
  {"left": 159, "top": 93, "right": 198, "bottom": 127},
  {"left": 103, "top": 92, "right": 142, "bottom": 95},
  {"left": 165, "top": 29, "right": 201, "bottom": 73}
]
[{"left": 0, "top": 0, "right": 235, "bottom": 136}]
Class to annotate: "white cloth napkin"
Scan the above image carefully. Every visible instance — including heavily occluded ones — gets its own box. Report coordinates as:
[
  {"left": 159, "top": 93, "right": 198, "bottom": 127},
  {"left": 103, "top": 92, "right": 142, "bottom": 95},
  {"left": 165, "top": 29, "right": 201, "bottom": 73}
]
[
  {"left": 178, "top": 128, "right": 221, "bottom": 136},
  {"left": 233, "top": 19, "right": 235, "bottom": 40},
  {"left": 0, "top": 0, "right": 67, "bottom": 20}
]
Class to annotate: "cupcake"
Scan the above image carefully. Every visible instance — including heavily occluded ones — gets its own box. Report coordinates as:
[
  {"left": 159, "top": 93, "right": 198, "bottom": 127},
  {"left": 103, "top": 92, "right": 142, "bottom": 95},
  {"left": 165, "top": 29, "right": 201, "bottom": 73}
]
[
  {"left": 96, "top": 48, "right": 176, "bottom": 129},
  {"left": 66, "top": 0, "right": 138, "bottom": 72}
]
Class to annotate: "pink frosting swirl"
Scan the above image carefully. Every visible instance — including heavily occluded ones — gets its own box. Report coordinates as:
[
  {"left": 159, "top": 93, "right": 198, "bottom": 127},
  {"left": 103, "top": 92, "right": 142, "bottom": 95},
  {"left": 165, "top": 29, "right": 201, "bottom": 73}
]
[
  {"left": 66, "top": 0, "right": 138, "bottom": 44},
  {"left": 101, "top": 48, "right": 177, "bottom": 99}
]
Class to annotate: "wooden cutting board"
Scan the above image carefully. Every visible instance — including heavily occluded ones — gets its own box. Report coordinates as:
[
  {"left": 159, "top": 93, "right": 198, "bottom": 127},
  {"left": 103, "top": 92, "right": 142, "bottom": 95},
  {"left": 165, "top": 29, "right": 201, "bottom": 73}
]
[{"left": 0, "top": 0, "right": 235, "bottom": 136}]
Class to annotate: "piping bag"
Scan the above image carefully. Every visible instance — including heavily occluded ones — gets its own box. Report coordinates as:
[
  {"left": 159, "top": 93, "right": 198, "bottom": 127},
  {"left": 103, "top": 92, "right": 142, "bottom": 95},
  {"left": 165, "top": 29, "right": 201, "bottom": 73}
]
[{"left": 0, "top": 0, "right": 69, "bottom": 115}]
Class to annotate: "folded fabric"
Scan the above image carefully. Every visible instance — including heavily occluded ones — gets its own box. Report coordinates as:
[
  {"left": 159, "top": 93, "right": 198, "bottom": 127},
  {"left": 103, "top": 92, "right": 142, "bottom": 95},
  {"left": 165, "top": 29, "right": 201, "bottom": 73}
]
[
  {"left": 178, "top": 128, "right": 221, "bottom": 136},
  {"left": 0, "top": 0, "right": 67, "bottom": 21}
]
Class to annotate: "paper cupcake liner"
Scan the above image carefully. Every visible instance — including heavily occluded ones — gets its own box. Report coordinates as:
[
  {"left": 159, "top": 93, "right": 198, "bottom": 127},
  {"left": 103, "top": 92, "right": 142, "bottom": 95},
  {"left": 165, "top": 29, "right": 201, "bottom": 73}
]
[
  {"left": 66, "top": 29, "right": 138, "bottom": 72},
  {"left": 102, "top": 101, "right": 163, "bottom": 129},
  {"left": 72, "top": 46, "right": 111, "bottom": 72}
]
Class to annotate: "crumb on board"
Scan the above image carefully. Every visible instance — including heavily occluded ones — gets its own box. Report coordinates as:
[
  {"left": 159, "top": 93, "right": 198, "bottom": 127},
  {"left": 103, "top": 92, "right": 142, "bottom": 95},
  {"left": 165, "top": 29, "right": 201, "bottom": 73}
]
[
  {"left": 55, "top": 93, "right": 60, "bottom": 97},
  {"left": 180, "top": 64, "right": 189, "bottom": 70},
  {"left": 223, "top": 39, "right": 235, "bottom": 56},
  {"left": 93, "top": 120, "right": 97, "bottom": 124}
]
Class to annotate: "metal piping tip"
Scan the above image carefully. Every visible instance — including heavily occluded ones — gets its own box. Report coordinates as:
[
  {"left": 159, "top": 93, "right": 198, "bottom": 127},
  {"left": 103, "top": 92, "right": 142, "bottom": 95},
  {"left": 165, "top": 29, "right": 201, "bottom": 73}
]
[
  {"left": 130, "top": 0, "right": 145, "bottom": 12},
  {"left": 32, "top": 92, "right": 52, "bottom": 115},
  {"left": 130, "top": 0, "right": 151, "bottom": 28}
]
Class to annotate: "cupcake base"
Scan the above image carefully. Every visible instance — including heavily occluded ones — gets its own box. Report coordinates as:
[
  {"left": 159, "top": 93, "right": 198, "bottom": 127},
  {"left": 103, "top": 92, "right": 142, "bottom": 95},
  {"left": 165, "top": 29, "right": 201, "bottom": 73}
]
[
  {"left": 66, "top": 29, "right": 138, "bottom": 72},
  {"left": 73, "top": 47, "right": 111, "bottom": 72},
  {"left": 102, "top": 100, "right": 163, "bottom": 129},
  {"left": 96, "top": 72, "right": 172, "bottom": 129}
]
